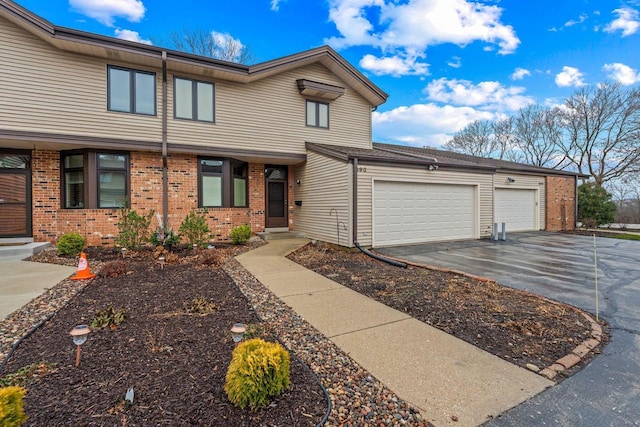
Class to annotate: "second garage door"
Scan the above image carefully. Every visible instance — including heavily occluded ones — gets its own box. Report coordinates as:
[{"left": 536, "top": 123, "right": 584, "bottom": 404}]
[
  {"left": 495, "top": 188, "right": 537, "bottom": 232},
  {"left": 373, "top": 181, "right": 476, "bottom": 246}
]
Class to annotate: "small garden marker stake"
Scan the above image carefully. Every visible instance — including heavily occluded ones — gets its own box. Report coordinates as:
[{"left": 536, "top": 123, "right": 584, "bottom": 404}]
[
  {"left": 70, "top": 325, "right": 91, "bottom": 367},
  {"left": 593, "top": 234, "right": 599, "bottom": 321}
]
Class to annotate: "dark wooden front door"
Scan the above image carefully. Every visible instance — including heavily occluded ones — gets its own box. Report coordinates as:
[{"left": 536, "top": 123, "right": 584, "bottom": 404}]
[
  {"left": 265, "top": 166, "right": 288, "bottom": 228},
  {"left": 0, "top": 151, "right": 32, "bottom": 237}
]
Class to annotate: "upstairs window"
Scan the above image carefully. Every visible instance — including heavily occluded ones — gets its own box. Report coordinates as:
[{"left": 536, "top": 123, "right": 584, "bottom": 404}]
[
  {"left": 306, "top": 100, "right": 329, "bottom": 128},
  {"left": 198, "top": 158, "right": 248, "bottom": 208},
  {"left": 174, "top": 77, "right": 215, "bottom": 122},
  {"left": 62, "top": 151, "right": 129, "bottom": 209},
  {"left": 108, "top": 66, "right": 156, "bottom": 115}
]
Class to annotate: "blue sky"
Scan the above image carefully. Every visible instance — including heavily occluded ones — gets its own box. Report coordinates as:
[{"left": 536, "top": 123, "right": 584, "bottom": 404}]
[{"left": 13, "top": 0, "right": 640, "bottom": 148}]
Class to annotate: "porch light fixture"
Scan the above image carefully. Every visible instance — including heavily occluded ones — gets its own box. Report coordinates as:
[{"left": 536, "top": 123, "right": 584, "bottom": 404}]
[
  {"left": 158, "top": 256, "right": 165, "bottom": 269},
  {"left": 230, "top": 323, "right": 246, "bottom": 343},
  {"left": 428, "top": 164, "right": 439, "bottom": 171},
  {"left": 70, "top": 325, "right": 91, "bottom": 367},
  {"left": 507, "top": 177, "right": 516, "bottom": 183}
]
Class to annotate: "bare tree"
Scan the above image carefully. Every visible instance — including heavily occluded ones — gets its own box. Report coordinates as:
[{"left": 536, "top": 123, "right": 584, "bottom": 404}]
[
  {"left": 162, "top": 28, "right": 254, "bottom": 64},
  {"left": 511, "top": 105, "right": 568, "bottom": 168},
  {"left": 561, "top": 82, "right": 640, "bottom": 186},
  {"left": 445, "top": 119, "right": 508, "bottom": 159}
]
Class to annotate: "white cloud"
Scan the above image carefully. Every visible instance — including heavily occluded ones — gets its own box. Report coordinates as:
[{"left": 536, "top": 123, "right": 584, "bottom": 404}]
[
  {"left": 69, "top": 0, "right": 145, "bottom": 26},
  {"left": 564, "top": 13, "right": 588, "bottom": 27},
  {"left": 114, "top": 29, "right": 151, "bottom": 45},
  {"left": 359, "top": 53, "right": 429, "bottom": 76},
  {"left": 603, "top": 63, "right": 640, "bottom": 85},
  {"left": 325, "top": 0, "right": 520, "bottom": 76},
  {"left": 555, "top": 66, "right": 586, "bottom": 87},
  {"left": 447, "top": 56, "right": 461, "bottom": 68},
  {"left": 425, "top": 78, "right": 534, "bottom": 111},
  {"left": 373, "top": 103, "right": 497, "bottom": 147},
  {"left": 510, "top": 67, "right": 531, "bottom": 80},
  {"left": 271, "top": 0, "right": 284, "bottom": 11},
  {"left": 603, "top": 7, "right": 640, "bottom": 36}
]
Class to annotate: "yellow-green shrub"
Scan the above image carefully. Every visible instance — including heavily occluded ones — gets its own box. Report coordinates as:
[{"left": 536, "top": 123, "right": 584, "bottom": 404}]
[
  {"left": 0, "top": 386, "right": 27, "bottom": 426},
  {"left": 224, "top": 338, "right": 290, "bottom": 410}
]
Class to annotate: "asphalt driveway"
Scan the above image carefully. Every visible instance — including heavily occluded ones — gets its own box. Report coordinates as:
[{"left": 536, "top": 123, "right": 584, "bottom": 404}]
[{"left": 377, "top": 232, "right": 640, "bottom": 426}]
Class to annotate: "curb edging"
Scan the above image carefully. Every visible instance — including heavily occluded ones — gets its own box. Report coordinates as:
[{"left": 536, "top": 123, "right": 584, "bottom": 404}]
[{"left": 371, "top": 251, "right": 605, "bottom": 381}]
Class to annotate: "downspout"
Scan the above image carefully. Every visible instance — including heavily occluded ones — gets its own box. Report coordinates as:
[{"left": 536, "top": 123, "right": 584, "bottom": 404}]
[
  {"left": 351, "top": 157, "right": 407, "bottom": 268},
  {"left": 162, "top": 51, "right": 169, "bottom": 227},
  {"left": 574, "top": 175, "right": 579, "bottom": 230}
]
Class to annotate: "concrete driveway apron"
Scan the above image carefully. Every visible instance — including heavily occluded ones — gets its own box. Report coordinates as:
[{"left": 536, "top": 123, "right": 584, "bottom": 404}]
[{"left": 378, "top": 232, "right": 640, "bottom": 426}]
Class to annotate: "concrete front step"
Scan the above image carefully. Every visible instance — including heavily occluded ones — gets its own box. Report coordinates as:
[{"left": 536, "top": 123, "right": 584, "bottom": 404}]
[
  {"left": 257, "top": 231, "right": 306, "bottom": 241},
  {"left": 0, "top": 241, "right": 51, "bottom": 259}
]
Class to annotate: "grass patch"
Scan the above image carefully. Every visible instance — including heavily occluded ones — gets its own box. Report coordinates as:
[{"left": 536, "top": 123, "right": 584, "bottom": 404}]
[{"left": 606, "top": 233, "right": 640, "bottom": 241}]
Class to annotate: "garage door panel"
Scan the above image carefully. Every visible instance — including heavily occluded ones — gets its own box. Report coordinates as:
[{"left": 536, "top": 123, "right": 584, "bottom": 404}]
[
  {"left": 374, "top": 181, "right": 475, "bottom": 246},
  {"left": 495, "top": 188, "right": 536, "bottom": 232}
]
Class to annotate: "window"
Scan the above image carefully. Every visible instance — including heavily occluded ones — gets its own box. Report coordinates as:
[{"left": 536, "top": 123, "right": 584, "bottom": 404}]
[
  {"left": 174, "top": 77, "right": 215, "bottom": 122},
  {"left": 306, "top": 100, "right": 329, "bottom": 128},
  {"left": 108, "top": 66, "right": 156, "bottom": 115},
  {"left": 199, "top": 158, "right": 248, "bottom": 208},
  {"left": 62, "top": 151, "right": 129, "bottom": 209}
]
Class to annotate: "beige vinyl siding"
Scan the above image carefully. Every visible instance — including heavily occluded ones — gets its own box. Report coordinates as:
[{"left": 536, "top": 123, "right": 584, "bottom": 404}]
[
  {"left": 167, "top": 63, "right": 373, "bottom": 153},
  {"left": 0, "top": 16, "right": 162, "bottom": 143},
  {"left": 495, "top": 173, "right": 546, "bottom": 230},
  {"left": 356, "top": 165, "right": 494, "bottom": 246},
  {"left": 293, "top": 151, "right": 352, "bottom": 246}
]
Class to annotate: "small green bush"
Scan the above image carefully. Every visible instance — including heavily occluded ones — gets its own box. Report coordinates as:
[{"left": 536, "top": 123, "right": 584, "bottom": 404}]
[
  {"left": 115, "top": 208, "right": 153, "bottom": 250},
  {"left": 149, "top": 227, "right": 180, "bottom": 247},
  {"left": 229, "top": 224, "right": 252, "bottom": 245},
  {"left": 56, "top": 233, "right": 86, "bottom": 256},
  {"left": 0, "top": 386, "right": 27, "bottom": 426},
  {"left": 179, "top": 211, "right": 210, "bottom": 248},
  {"left": 91, "top": 305, "right": 126, "bottom": 330},
  {"left": 224, "top": 338, "right": 290, "bottom": 410}
]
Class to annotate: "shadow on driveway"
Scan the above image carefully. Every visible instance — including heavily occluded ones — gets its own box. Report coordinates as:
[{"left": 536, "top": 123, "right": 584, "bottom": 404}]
[{"left": 377, "top": 232, "right": 640, "bottom": 426}]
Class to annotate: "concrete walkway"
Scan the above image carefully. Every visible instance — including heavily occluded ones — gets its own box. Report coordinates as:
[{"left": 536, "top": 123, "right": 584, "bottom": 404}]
[
  {"left": 236, "top": 239, "right": 552, "bottom": 427},
  {"left": 0, "top": 257, "right": 76, "bottom": 319}
]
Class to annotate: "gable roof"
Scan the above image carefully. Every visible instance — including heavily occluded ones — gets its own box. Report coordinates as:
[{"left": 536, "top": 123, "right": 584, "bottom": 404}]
[{"left": 0, "top": 0, "right": 388, "bottom": 106}]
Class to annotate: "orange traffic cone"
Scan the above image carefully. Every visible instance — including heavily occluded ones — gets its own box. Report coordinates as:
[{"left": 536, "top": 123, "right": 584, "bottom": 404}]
[{"left": 71, "top": 252, "right": 97, "bottom": 280}]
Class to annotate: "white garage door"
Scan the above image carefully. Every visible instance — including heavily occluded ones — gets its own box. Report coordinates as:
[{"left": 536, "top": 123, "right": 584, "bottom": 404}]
[
  {"left": 373, "top": 181, "right": 475, "bottom": 247},
  {"left": 495, "top": 188, "right": 537, "bottom": 232}
]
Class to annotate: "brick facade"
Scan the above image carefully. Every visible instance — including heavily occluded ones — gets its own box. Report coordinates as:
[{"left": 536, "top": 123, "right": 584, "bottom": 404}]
[
  {"left": 545, "top": 176, "right": 577, "bottom": 231},
  {"left": 31, "top": 149, "right": 294, "bottom": 246}
]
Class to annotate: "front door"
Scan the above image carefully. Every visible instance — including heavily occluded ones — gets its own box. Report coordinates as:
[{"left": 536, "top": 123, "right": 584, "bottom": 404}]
[
  {"left": 265, "top": 166, "right": 288, "bottom": 228},
  {"left": 0, "top": 150, "right": 32, "bottom": 237}
]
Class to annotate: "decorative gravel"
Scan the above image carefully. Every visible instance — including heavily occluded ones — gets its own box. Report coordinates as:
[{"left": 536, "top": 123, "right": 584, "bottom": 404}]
[
  {"left": 2, "top": 249, "right": 429, "bottom": 426},
  {"left": 223, "top": 259, "right": 428, "bottom": 426}
]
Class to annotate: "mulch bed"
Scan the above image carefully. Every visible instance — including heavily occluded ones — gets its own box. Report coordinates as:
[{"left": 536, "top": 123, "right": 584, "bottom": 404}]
[
  {"left": 288, "top": 243, "right": 608, "bottom": 374},
  {"left": 2, "top": 245, "right": 328, "bottom": 426}
]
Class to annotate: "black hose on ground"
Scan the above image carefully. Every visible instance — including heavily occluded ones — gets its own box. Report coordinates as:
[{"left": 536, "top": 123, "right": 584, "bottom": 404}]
[
  {"left": 354, "top": 241, "right": 407, "bottom": 268},
  {"left": 0, "top": 312, "right": 54, "bottom": 375}
]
